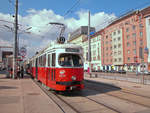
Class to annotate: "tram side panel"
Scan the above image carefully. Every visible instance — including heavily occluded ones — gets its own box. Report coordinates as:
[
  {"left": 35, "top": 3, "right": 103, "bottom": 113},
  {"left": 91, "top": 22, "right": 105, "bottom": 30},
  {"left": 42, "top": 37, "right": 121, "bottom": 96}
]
[{"left": 38, "top": 67, "right": 47, "bottom": 85}]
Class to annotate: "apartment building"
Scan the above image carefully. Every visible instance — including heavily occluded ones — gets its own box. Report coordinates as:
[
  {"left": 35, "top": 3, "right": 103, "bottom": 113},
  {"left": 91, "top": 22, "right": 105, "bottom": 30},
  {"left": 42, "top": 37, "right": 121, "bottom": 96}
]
[
  {"left": 101, "top": 6, "right": 150, "bottom": 72},
  {"left": 82, "top": 31, "right": 102, "bottom": 70},
  {"left": 68, "top": 6, "right": 150, "bottom": 72}
]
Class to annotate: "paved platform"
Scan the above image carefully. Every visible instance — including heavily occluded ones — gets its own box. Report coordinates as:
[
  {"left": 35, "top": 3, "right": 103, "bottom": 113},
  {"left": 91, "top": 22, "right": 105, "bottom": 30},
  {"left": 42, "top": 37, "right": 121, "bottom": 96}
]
[
  {"left": 0, "top": 72, "right": 63, "bottom": 113},
  {"left": 1, "top": 70, "right": 150, "bottom": 113}
]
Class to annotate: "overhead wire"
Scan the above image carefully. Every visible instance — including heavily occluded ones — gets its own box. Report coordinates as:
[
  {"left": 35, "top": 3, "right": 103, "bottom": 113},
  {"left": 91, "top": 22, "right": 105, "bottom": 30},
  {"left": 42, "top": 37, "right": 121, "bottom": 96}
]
[
  {"left": 95, "top": 0, "right": 150, "bottom": 31},
  {"left": 63, "top": 0, "right": 81, "bottom": 17}
]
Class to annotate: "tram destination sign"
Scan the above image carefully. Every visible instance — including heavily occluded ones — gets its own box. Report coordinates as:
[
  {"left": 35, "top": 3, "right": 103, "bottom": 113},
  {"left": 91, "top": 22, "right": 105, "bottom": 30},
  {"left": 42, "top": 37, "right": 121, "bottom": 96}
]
[{"left": 65, "top": 48, "right": 79, "bottom": 52}]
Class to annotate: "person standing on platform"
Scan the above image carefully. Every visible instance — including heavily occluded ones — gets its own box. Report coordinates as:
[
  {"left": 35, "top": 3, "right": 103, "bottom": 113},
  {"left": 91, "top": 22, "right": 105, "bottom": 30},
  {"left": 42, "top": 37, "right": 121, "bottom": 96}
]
[
  {"left": 20, "top": 66, "right": 24, "bottom": 78},
  {"left": 17, "top": 66, "right": 20, "bottom": 79}
]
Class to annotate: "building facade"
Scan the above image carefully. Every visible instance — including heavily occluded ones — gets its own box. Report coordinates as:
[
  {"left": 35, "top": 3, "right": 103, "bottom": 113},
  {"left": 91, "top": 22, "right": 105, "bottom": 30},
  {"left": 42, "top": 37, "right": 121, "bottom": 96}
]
[
  {"left": 101, "top": 6, "right": 150, "bottom": 72},
  {"left": 68, "top": 6, "right": 150, "bottom": 72}
]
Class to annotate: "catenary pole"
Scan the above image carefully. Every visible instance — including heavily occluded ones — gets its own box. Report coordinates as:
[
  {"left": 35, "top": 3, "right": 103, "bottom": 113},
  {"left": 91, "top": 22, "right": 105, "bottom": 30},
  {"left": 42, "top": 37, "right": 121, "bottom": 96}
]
[
  {"left": 13, "top": 0, "right": 18, "bottom": 79},
  {"left": 88, "top": 10, "right": 91, "bottom": 78}
]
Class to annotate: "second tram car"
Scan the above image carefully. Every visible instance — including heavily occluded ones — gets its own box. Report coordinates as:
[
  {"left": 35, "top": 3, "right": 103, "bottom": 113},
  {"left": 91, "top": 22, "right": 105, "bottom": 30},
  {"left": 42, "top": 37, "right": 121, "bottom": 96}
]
[{"left": 28, "top": 42, "right": 84, "bottom": 91}]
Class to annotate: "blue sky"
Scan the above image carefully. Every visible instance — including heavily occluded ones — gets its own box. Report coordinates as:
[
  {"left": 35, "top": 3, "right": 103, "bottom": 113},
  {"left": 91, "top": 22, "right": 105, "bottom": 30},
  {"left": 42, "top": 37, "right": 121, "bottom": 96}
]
[
  {"left": 1, "top": 0, "right": 150, "bottom": 18},
  {"left": 0, "top": 0, "right": 150, "bottom": 58}
]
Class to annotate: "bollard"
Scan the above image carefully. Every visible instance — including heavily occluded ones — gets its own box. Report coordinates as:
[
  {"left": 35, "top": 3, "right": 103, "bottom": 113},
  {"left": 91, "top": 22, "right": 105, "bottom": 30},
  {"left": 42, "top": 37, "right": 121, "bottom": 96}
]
[
  {"left": 95, "top": 74, "right": 97, "bottom": 78},
  {"left": 142, "top": 74, "right": 144, "bottom": 84}
]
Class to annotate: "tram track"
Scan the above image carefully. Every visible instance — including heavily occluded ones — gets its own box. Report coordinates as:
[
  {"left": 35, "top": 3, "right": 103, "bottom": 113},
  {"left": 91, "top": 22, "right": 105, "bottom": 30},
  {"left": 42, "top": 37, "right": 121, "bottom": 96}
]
[
  {"left": 33, "top": 79, "right": 80, "bottom": 113},
  {"left": 84, "top": 96, "right": 121, "bottom": 113},
  {"left": 33, "top": 78, "right": 121, "bottom": 113},
  {"left": 85, "top": 80, "right": 150, "bottom": 109},
  {"left": 119, "top": 89, "right": 150, "bottom": 99},
  {"left": 85, "top": 80, "right": 150, "bottom": 99},
  {"left": 32, "top": 77, "right": 150, "bottom": 113}
]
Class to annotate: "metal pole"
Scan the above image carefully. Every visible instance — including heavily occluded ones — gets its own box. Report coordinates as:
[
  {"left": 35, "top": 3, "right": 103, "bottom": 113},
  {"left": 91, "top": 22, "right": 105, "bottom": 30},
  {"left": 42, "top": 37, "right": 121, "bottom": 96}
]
[
  {"left": 88, "top": 11, "right": 91, "bottom": 78},
  {"left": 103, "top": 38, "right": 104, "bottom": 71},
  {"left": 13, "top": 0, "right": 18, "bottom": 79}
]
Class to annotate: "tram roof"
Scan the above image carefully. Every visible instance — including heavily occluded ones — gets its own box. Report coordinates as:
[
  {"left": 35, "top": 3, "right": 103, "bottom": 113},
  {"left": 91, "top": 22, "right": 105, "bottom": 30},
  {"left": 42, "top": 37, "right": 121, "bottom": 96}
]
[
  {"left": 36, "top": 42, "right": 82, "bottom": 55},
  {"left": 46, "top": 42, "right": 82, "bottom": 50}
]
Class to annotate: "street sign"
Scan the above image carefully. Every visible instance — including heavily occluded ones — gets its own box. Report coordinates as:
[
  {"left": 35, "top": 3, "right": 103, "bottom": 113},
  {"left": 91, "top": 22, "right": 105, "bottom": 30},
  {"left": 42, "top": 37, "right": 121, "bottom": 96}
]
[{"left": 20, "top": 47, "right": 27, "bottom": 58}]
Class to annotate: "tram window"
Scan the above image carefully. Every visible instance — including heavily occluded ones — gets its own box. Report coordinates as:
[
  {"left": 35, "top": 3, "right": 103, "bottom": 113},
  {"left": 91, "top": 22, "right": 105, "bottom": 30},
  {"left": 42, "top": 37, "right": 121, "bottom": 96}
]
[
  {"left": 39, "top": 56, "right": 41, "bottom": 66},
  {"left": 40, "top": 56, "right": 42, "bottom": 66},
  {"left": 42, "top": 56, "right": 44, "bottom": 67},
  {"left": 43, "top": 54, "right": 46, "bottom": 66},
  {"left": 58, "top": 54, "right": 83, "bottom": 67},
  {"left": 52, "top": 53, "right": 56, "bottom": 66},
  {"left": 48, "top": 54, "right": 51, "bottom": 67}
]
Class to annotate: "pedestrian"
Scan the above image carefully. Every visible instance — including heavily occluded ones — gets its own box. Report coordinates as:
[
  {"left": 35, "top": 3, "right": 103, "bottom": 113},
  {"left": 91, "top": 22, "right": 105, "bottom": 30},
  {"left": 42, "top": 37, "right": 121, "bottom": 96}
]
[
  {"left": 20, "top": 66, "right": 24, "bottom": 78},
  {"left": 17, "top": 66, "right": 20, "bottom": 79},
  {"left": 10, "top": 67, "right": 13, "bottom": 78},
  {"left": 6, "top": 65, "right": 10, "bottom": 78}
]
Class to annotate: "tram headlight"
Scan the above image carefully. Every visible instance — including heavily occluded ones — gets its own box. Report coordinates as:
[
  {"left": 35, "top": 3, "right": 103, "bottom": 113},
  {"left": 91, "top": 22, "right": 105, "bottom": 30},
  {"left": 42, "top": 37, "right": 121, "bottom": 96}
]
[{"left": 71, "top": 76, "right": 76, "bottom": 81}]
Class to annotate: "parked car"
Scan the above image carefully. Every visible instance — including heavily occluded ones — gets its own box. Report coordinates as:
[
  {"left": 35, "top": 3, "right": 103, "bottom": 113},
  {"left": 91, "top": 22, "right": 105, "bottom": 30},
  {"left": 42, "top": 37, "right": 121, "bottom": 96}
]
[
  {"left": 138, "top": 71, "right": 150, "bottom": 75},
  {"left": 110, "top": 70, "right": 117, "bottom": 73},
  {"left": 118, "top": 70, "right": 126, "bottom": 74}
]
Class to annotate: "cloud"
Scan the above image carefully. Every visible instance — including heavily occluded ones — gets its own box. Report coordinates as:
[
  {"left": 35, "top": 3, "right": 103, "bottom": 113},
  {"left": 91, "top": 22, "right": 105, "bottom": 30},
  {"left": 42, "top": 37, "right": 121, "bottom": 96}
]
[{"left": 0, "top": 9, "right": 116, "bottom": 58}]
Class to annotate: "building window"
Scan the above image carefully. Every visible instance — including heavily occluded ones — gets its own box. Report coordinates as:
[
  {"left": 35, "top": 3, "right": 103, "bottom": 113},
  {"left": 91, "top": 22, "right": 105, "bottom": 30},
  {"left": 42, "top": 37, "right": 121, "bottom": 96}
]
[
  {"left": 118, "top": 30, "right": 120, "bottom": 34},
  {"left": 139, "top": 16, "right": 142, "bottom": 22},
  {"left": 132, "top": 33, "right": 136, "bottom": 38},
  {"left": 140, "top": 40, "right": 143, "bottom": 46},
  {"left": 126, "top": 28, "right": 129, "bottom": 32},
  {"left": 149, "top": 19, "right": 150, "bottom": 25},
  {"left": 106, "top": 35, "right": 108, "bottom": 39},
  {"left": 127, "top": 35, "right": 130, "bottom": 39},
  {"left": 114, "top": 45, "right": 117, "bottom": 48},
  {"left": 133, "top": 41, "right": 136, "bottom": 46},
  {"left": 118, "top": 37, "right": 121, "bottom": 41},
  {"left": 139, "top": 24, "right": 143, "bottom": 29},
  {"left": 132, "top": 25, "right": 136, "bottom": 30},
  {"left": 113, "top": 31, "right": 116, "bottom": 36},
  {"left": 114, "top": 59, "right": 117, "bottom": 62},
  {"left": 133, "top": 49, "right": 136, "bottom": 55},
  {"left": 140, "top": 31, "right": 143, "bottom": 37},
  {"left": 127, "top": 42, "right": 130, "bottom": 47},
  {"left": 114, "top": 38, "right": 116, "bottom": 41},
  {"left": 119, "top": 58, "right": 122, "bottom": 62},
  {"left": 128, "top": 57, "right": 130, "bottom": 61},
  {"left": 114, "top": 51, "right": 117, "bottom": 55},
  {"left": 118, "top": 44, "right": 121, "bottom": 48},
  {"left": 118, "top": 51, "right": 121, "bottom": 54},
  {"left": 127, "top": 50, "right": 130, "bottom": 54}
]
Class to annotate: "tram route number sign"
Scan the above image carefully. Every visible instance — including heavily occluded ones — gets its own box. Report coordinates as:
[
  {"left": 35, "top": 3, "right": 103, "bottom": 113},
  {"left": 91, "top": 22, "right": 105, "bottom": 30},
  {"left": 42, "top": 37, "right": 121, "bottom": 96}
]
[{"left": 20, "top": 47, "right": 27, "bottom": 58}]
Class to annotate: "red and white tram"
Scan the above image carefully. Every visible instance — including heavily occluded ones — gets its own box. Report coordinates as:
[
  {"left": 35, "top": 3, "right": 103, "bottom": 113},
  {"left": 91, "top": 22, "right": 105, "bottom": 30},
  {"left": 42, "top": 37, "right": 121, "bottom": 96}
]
[{"left": 29, "top": 42, "right": 84, "bottom": 91}]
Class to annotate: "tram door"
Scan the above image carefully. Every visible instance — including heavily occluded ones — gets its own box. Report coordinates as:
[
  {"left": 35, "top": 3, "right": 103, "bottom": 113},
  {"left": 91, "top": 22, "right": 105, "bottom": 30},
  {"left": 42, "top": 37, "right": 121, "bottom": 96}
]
[
  {"left": 51, "top": 53, "right": 56, "bottom": 82},
  {"left": 47, "top": 54, "right": 51, "bottom": 86},
  {"left": 35, "top": 58, "right": 38, "bottom": 79}
]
